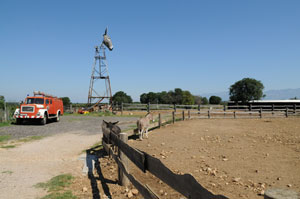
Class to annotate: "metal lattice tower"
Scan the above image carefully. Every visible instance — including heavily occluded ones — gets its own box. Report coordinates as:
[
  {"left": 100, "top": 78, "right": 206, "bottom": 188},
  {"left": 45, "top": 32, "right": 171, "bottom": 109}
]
[{"left": 87, "top": 43, "right": 112, "bottom": 106}]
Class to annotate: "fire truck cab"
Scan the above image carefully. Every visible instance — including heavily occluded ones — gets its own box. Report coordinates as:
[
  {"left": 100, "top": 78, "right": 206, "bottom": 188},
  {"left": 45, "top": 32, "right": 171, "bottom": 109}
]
[{"left": 14, "top": 91, "right": 64, "bottom": 125}]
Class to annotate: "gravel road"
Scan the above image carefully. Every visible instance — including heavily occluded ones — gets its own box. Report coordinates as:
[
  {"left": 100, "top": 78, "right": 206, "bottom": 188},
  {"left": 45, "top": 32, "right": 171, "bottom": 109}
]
[{"left": 0, "top": 115, "right": 138, "bottom": 139}]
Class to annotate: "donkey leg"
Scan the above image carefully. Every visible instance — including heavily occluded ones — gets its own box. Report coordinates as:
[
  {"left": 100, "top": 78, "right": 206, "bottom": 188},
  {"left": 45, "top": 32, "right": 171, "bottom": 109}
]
[
  {"left": 145, "top": 127, "right": 149, "bottom": 138},
  {"left": 139, "top": 129, "right": 144, "bottom": 140}
]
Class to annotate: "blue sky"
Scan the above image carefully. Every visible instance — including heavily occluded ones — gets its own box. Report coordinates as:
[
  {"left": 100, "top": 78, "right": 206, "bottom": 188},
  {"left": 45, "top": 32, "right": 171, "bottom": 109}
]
[{"left": 1, "top": 0, "right": 299, "bottom": 102}]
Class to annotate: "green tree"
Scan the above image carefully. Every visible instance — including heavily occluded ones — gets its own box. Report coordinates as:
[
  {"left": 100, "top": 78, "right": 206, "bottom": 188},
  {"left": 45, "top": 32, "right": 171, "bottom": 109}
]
[
  {"left": 182, "top": 91, "right": 194, "bottom": 105},
  {"left": 209, "top": 96, "right": 222, "bottom": 104},
  {"left": 140, "top": 93, "right": 148, "bottom": 104},
  {"left": 229, "top": 78, "right": 264, "bottom": 103},
  {"left": 201, "top": 97, "right": 208, "bottom": 105},
  {"left": 0, "top": 96, "right": 5, "bottom": 109},
  {"left": 113, "top": 91, "right": 133, "bottom": 104},
  {"left": 61, "top": 97, "right": 71, "bottom": 107}
]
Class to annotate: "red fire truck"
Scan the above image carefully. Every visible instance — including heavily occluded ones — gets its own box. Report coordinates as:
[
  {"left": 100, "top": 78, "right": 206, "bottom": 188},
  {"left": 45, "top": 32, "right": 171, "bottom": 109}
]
[{"left": 14, "top": 91, "right": 64, "bottom": 125}]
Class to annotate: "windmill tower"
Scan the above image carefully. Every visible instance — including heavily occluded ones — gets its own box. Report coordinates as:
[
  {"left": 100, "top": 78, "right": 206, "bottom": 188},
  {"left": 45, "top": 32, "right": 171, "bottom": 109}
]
[{"left": 87, "top": 28, "right": 113, "bottom": 107}]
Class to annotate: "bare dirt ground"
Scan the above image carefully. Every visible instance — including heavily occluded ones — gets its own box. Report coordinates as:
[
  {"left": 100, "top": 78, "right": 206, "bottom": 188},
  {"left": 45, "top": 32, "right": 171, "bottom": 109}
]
[
  {"left": 128, "top": 118, "right": 300, "bottom": 199},
  {"left": 0, "top": 133, "right": 101, "bottom": 199},
  {"left": 1, "top": 116, "right": 299, "bottom": 199},
  {"left": 0, "top": 115, "right": 138, "bottom": 199}
]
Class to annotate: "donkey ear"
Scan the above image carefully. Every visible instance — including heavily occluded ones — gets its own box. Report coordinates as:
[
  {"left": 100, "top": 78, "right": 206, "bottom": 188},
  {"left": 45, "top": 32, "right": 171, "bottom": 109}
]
[
  {"left": 104, "top": 27, "right": 108, "bottom": 35},
  {"left": 103, "top": 120, "right": 108, "bottom": 125},
  {"left": 112, "top": 121, "right": 119, "bottom": 125}
]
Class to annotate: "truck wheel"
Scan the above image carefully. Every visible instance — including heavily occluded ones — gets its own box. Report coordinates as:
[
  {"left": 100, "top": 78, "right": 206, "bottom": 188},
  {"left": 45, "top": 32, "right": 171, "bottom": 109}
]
[
  {"left": 54, "top": 113, "right": 60, "bottom": 122},
  {"left": 40, "top": 114, "right": 47, "bottom": 125},
  {"left": 16, "top": 118, "right": 23, "bottom": 125}
]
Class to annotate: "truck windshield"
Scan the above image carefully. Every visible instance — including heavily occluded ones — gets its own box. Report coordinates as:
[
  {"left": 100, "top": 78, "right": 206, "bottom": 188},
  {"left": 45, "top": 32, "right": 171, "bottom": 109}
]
[{"left": 26, "top": 98, "right": 44, "bottom": 104}]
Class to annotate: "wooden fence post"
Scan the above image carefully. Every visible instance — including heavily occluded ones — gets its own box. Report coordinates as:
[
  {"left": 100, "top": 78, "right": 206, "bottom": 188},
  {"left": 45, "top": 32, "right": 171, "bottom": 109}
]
[
  {"left": 234, "top": 111, "right": 236, "bottom": 119},
  {"left": 294, "top": 104, "right": 296, "bottom": 114},
  {"left": 188, "top": 110, "right": 191, "bottom": 119},
  {"left": 249, "top": 104, "right": 252, "bottom": 111},
  {"left": 208, "top": 110, "right": 210, "bottom": 119},
  {"left": 158, "top": 113, "right": 161, "bottom": 128},
  {"left": 4, "top": 101, "right": 7, "bottom": 122},
  {"left": 286, "top": 107, "right": 288, "bottom": 118},
  {"left": 172, "top": 111, "right": 175, "bottom": 123},
  {"left": 272, "top": 104, "right": 274, "bottom": 112},
  {"left": 260, "top": 108, "right": 262, "bottom": 118},
  {"left": 174, "top": 104, "right": 176, "bottom": 112},
  {"left": 121, "top": 102, "right": 123, "bottom": 115},
  {"left": 118, "top": 133, "right": 129, "bottom": 186},
  {"left": 147, "top": 102, "right": 150, "bottom": 113},
  {"left": 182, "top": 111, "right": 185, "bottom": 121}
]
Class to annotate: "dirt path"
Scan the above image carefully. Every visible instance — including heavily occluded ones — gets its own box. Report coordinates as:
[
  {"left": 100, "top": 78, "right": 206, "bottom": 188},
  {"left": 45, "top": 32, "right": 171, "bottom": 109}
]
[{"left": 0, "top": 132, "right": 101, "bottom": 199}]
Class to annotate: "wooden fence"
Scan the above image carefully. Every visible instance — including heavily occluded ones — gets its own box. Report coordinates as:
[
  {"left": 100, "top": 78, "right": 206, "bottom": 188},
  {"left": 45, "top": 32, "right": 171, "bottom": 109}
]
[
  {"left": 102, "top": 126, "right": 228, "bottom": 199},
  {"left": 116, "top": 102, "right": 299, "bottom": 115},
  {"left": 101, "top": 107, "right": 299, "bottom": 198}
]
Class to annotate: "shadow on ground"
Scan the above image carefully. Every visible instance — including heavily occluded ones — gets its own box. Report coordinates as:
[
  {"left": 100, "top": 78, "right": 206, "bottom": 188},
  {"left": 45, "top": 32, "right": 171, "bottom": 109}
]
[{"left": 86, "top": 145, "right": 117, "bottom": 199}]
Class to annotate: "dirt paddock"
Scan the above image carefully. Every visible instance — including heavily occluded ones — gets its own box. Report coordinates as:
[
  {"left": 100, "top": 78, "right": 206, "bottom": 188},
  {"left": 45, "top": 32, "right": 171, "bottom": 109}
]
[
  {"left": 72, "top": 117, "right": 300, "bottom": 199},
  {"left": 128, "top": 118, "right": 300, "bottom": 199}
]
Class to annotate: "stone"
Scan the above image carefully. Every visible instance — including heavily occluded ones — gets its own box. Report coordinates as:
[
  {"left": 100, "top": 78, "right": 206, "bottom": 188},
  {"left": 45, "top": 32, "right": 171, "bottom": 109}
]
[
  {"left": 127, "top": 191, "right": 133, "bottom": 198},
  {"left": 287, "top": 184, "right": 292, "bottom": 187},
  {"left": 131, "top": 189, "right": 138, "bottom": 195},
  {"left": 159, "top": 189, "right": 164, "bottom": 195},
  {"left": 265, "top": 188, "right": 299, "bottom": 199},
  {"left": 82, "top": 187, "right": 88, "bottom": 192},
  {"left": 233, "top": 177, "right": 241, "bottom": 182}
]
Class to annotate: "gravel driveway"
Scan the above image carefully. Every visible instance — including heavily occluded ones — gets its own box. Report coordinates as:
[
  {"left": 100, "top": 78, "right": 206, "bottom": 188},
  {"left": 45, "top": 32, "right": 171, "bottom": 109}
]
[{"left": 0, "top": 115, "right": 138, "bottom": 139}]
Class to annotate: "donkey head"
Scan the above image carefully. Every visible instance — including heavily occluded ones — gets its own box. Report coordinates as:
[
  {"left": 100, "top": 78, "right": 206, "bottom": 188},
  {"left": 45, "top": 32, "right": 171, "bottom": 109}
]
[
  {"left": 103, "top": 27, "right": 113, "bottom": 51},
  {"left": 102, "top": 120, "right": 121, "bottom": 134},
  {"left": 146, "top": 113, "right": 155, "bottom": 122}
]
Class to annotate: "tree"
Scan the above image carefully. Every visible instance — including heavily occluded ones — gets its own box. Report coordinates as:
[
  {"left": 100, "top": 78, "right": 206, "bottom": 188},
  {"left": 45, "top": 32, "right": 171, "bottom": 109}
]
[
  {"left": 0, "top": 96, "right": 5, "bottom": 109},
  {"left": 61, "top": 97, "right": 71, "bottom": 107},
  {"left": 113, "top": 91, "right": 133, "bottom": 104},
  {"left": 182, "top": 91, "right": 194, "bottom": 105},
  {"left": 209, "top": 96, "right": 222, "bottom": 104},
  {"left": 201, "top": 97, "right": 208, "bottom": 105},
  {"left": 140, "top": 93, "right": 148, "bottom": 104},
  {"left": 229, "top": 78, "right": 264, "bottom": 103},
  {"left": 194, "top": 95, "right": 202, "bottom": 105}
]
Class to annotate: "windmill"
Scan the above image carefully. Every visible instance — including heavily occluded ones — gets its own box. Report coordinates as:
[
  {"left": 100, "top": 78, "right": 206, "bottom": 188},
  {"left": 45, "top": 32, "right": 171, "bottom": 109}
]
[{"left": 87, "top": 28, "right": 113, "bottom": 109}]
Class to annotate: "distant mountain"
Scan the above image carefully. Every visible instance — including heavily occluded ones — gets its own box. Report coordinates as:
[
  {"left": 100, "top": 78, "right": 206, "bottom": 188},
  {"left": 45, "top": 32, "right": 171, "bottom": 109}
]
[
  {"left": 201, "top": 88, "right": 300, "bottom": 101},
  {"left": 264, "top": 88, "right": 300, "bottom": 100}
]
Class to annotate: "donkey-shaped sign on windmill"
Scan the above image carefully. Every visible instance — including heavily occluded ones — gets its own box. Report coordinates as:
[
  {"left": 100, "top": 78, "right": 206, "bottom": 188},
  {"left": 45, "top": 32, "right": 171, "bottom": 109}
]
[{"left": 102, "top": 27, "right": 113, "bottom": 51}]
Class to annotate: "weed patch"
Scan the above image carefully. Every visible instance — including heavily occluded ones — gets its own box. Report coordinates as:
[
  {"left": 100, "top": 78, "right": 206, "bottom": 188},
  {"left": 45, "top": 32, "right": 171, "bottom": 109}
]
[
  {"left": 35, "top": 174, "right": 74, "bottom": 192},
  {"left": 19, "top": 136, "right": 44, "bottom": 143},
  {"left": 0, "top": 145, "right": 15, "bottom": 149},
  {"left": 0, "top": 135, "right": 11, "bottom": 142},
  {"left": 0, "top": 122, "right": 11, "bottom": 128}
]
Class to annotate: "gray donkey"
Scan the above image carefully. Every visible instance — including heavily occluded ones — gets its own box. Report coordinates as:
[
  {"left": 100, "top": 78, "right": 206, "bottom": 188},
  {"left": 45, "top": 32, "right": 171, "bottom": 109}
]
[{"left": 137, "top": 113, "right": 154, "bottom": 140}]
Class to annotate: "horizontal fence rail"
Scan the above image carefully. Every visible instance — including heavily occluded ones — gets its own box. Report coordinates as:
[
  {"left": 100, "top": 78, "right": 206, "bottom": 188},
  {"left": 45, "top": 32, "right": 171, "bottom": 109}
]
[
  {"left": 114, "top": 102, "right": 300, "bottom": 115},
  {"left": 102, "top": 126, "right": 228, "bottom": 199}
]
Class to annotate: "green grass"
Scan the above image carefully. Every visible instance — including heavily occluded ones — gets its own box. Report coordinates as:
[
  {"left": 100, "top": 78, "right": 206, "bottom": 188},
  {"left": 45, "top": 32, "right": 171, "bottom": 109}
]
[
  {"left": 0, "top": 122, "right": 11, "bottom": 128},
  {"left": 41, "top": 191, "right": 77, "bottom": 199},
  {"left": 35, "top": 174, "right": 77, "bottom": 199},
  {"left": 1, "top": 145, "right": 16, "bottom": 149},
  {"left": 0, "top": 135, "right": 11, "bottom": 142},
  {"left": 19, "top": 136, "right": 45, "bottom": 143},
  {"left": 2, "top": 170, "right": 13, "bottom": 175},
  {"left": 35, "top": 174, "right": 74, "bottom": 192}
]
